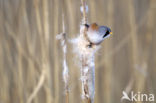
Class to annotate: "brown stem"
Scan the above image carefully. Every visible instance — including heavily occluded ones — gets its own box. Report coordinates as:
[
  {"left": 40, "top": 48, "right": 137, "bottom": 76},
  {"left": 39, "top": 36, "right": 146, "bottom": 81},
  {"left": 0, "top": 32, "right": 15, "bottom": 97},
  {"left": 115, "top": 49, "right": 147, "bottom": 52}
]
[
  {"left": 87, "top": 98, "right": 91, "bottom": 103},
  {"left": 66, "top": 90, "right": 69, "bottom": 103},
  {"left": 81, "top": 0, "right": 87, "bottom": 24}
]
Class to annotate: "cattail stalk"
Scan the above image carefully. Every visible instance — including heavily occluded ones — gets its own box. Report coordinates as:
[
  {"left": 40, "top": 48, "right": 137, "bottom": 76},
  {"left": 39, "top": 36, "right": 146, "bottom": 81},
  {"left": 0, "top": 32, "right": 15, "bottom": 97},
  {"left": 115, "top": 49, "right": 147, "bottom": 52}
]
[
  {"left": 78, "top": 0, "right": 97, "bottom": 103},
  {"left": 81, "top": 0, "right": 88, "bottom": 24},
  {"left": 78, "top": 26, "right": 97, "bottom": 103},
  {"left": 56, "top": 15, "right": 69, "bottom": 103}
]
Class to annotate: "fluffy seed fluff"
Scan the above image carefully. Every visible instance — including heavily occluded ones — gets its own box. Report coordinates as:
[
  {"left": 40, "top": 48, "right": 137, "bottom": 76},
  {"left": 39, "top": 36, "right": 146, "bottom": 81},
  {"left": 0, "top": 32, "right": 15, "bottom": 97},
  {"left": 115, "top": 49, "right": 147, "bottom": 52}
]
[
  {"left": 71, "top": 25, "right": 100, "bottom": 57},
  {"left": 71, "top": 25, "right": 100, "bottom": 103},
  {"left": 56, "top": 33, "right": 69, "bottom": 90},
  {"left": 80, "top": 5, "right": 89, "bottom": 14}
]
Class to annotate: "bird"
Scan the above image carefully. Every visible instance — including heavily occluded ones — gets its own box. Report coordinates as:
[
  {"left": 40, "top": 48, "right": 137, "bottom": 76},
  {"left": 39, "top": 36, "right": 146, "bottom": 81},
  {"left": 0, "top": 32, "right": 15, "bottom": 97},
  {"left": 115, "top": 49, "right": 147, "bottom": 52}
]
[{"left": 85, "top": 23, "right": 112, "bottom": 45}]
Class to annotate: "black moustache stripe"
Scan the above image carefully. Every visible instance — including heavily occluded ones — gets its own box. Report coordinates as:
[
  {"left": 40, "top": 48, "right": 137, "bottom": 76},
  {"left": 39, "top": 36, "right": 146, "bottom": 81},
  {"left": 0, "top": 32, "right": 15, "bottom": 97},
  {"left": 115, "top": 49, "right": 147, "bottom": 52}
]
[{"left": 103, "top": 31, "right": 109, "bottom": 38}]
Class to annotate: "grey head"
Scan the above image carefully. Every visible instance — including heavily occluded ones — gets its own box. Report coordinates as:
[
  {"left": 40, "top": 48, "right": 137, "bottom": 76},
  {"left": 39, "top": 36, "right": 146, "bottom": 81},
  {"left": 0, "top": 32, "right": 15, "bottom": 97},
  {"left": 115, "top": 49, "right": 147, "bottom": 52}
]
[{"left": 98, "top": 26, "right": 112, "bottom": 38}]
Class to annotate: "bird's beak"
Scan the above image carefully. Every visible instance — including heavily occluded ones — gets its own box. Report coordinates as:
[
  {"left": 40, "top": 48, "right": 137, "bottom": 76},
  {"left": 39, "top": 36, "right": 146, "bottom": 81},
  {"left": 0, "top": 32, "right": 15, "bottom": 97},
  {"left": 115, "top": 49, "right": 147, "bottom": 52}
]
[{"left": 110, "top": 32, "right": 113, "bottom": 35}]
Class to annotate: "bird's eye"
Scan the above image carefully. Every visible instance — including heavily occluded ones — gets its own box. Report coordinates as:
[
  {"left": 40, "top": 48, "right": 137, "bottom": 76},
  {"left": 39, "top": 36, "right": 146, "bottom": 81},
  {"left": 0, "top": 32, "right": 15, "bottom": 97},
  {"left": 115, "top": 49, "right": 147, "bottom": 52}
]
[{"left": 103, "top": 30, "right": 110, "bottom": 38}]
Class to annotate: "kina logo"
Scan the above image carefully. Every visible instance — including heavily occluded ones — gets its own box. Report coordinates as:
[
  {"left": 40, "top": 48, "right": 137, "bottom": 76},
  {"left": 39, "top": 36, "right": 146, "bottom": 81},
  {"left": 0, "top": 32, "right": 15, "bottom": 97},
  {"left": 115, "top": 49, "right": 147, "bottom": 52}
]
[{"left": 121, "top": 91, "right": 154, "bottom": 102}]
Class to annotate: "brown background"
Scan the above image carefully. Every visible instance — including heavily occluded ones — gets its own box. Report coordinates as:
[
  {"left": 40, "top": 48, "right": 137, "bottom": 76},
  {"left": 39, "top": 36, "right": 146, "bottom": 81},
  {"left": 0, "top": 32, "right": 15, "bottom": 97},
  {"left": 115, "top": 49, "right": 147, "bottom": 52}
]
[{"left": 0, "top": 0, "right": 156, "bottom": 103}]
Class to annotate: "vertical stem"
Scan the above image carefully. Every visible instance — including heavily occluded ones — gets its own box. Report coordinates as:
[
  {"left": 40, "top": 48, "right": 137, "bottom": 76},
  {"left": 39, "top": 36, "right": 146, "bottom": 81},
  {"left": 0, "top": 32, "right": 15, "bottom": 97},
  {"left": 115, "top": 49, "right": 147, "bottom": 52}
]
[
  {"left": 66, "top": 90, "right": 69, "bottom": 103},
  {"left": 81, "top": 53, "right": 95, "bottom": 103},
  {"left": 56, "top": 14, "right": 69, "bottom": 103},
  {"left": 81, "top": 0, "right": 87, "bottom": 24},
  {"left": 62, "top": 16, "right": 69, "bottom": 103},
  {"left": 80, "top": 0, "right": 95, "bottom": 103}
]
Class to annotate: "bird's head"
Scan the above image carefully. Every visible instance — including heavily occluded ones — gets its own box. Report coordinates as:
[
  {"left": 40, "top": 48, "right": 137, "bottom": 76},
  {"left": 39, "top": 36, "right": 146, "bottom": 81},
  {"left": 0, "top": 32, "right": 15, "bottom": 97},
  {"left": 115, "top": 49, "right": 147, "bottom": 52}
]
[
  {"left": 98, "top": 26, "right": 112, "bottom": 38},
  {"left": 85, "top": 23, "right": 112, "bottom": 45}
]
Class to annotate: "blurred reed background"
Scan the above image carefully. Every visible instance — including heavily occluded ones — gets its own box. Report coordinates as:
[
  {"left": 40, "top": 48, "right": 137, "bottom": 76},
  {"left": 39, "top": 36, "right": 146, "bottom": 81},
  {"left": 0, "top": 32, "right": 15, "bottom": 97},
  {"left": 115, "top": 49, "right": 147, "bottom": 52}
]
[{"left": 0, "top": 0, "right": 156, "bottom": 103}]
